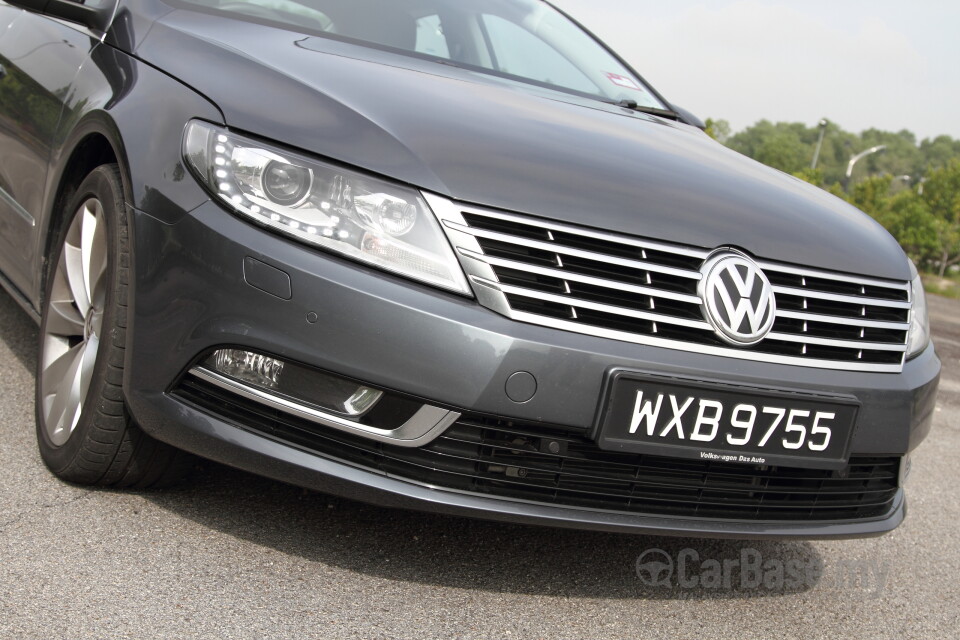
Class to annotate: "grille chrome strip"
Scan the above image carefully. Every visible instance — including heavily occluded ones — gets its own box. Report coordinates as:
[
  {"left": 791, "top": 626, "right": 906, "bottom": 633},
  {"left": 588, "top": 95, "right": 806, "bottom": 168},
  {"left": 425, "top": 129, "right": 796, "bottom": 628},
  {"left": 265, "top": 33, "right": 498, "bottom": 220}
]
[
  {"left": 776, "top": 309, "right": 910, "bottom": 330},
  {"left": 766, "top": 332, "right": 907, "bottom": 351},
  {"left": 757, "top": 260, "right": 910, "bottom": 291},
  {"left": 427, "top": 192, "right": 911, "bottom": 372},
  {"left": 508, "top": 310, "right": 905, "bottom": 372},
  {"left": 473, "top": 276, "right": 712, "bottom": 330},
  {"left": 771, "top": 285, "right": 911, "bottom": 309},
  {"left": 454, "top": 204, "right": 712, "bottom": 259},
  {"left": 459, "top": 248, "right": 703, "bottom": 304},
  {"left": 443, "top": 220, "right": 703, "bottom": 280}
]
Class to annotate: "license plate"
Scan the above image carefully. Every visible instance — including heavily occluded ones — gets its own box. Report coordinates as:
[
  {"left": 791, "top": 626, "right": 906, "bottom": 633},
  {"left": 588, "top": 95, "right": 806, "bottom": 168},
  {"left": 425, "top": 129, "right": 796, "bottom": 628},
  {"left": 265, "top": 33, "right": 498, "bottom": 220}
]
[{"left": 596, "top": 373, "right": 858, "bottom": 469}]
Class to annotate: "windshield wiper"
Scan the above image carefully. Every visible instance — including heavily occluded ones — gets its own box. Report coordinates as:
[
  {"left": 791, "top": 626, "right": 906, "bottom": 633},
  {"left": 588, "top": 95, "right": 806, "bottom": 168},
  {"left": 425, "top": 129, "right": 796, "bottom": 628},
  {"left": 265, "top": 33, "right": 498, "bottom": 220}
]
[{"left": 614, "top": 99, "right": 680, "bottom": 120}]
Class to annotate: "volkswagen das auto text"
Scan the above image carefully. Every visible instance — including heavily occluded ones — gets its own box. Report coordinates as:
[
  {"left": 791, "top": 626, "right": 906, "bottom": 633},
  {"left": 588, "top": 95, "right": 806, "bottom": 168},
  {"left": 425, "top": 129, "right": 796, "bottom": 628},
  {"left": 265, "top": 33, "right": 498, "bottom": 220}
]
[{"left": 0, "top": 0, "right": 940, "bottom": 538}]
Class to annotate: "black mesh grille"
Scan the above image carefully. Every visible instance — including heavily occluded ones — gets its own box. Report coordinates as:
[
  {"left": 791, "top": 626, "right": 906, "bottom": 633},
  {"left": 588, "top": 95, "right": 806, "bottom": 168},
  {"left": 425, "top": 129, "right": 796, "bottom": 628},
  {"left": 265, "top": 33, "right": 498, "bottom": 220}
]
[{"left": 176, "top": 377, "right": 901, "bottom": 523}]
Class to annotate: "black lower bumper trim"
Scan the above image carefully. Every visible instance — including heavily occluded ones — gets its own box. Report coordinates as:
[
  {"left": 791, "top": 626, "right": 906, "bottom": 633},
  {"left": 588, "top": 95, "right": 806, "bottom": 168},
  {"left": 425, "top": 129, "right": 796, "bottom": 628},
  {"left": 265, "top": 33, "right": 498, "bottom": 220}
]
[{"left": 174, "top": 376, "right": 900, "bottom": 525}]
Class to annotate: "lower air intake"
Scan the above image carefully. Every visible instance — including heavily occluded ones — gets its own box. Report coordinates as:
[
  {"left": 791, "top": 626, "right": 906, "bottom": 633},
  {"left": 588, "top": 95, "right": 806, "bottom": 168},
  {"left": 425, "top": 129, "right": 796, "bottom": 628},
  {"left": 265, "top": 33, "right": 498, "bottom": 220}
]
[{"left": 176, "top": 377, "right": 900, "bottom": 523}]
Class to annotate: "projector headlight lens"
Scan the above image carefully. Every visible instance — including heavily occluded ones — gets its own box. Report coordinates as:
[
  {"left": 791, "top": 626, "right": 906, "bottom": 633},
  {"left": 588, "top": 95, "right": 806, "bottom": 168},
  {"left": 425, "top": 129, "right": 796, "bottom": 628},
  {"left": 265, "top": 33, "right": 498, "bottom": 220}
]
[{"left": 262, "top": 161, "right": 312, "bottom": 207}]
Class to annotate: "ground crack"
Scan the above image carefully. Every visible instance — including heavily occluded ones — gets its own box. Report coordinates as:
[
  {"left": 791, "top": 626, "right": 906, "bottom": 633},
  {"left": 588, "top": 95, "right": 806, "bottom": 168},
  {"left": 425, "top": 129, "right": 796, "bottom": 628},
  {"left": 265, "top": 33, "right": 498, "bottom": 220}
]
[{"left": 0, "top": 492, "right": 94, "bottom": 533}]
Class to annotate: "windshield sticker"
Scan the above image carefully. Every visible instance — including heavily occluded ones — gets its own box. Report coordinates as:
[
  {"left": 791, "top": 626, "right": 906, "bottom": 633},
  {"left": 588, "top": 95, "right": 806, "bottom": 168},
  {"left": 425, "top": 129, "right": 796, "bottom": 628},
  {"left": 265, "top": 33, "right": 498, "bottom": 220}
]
[{"left": 605, "top": 72, "right": 646, "bottom": 93}]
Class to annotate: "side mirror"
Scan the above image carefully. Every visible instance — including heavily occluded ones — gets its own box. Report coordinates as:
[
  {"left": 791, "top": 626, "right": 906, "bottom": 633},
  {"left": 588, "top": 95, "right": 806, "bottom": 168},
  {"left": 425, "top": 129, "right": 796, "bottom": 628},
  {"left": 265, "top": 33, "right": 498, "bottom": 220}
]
[
  {"left": 670, "top": 105, "right": 706, "bottom": 131},
  {"left": 5, "top": 0, "right": 114, "bottom": 32}
]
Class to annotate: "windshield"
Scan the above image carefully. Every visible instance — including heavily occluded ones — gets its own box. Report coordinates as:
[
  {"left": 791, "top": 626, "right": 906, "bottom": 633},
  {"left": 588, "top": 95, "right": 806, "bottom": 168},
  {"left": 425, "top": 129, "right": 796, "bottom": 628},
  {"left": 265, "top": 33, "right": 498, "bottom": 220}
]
[{"left": 176, "top": 0, "right": 667, "bottom": 109}]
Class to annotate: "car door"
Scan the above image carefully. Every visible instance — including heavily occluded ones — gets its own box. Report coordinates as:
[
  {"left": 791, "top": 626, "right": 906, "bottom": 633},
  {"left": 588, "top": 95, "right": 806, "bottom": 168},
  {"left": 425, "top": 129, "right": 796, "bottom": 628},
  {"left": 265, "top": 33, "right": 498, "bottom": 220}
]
[
  {"left": 0, "top": 1, "right": 114, "bottom": 303},
  {"left": 0, "top": 6, "right": 28, "bottom": 294}
]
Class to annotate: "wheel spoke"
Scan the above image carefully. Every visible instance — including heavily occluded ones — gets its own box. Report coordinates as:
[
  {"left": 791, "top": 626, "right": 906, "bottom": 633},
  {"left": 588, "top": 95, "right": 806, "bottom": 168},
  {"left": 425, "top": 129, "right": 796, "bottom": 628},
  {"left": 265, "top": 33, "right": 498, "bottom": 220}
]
[
  {"left": 45, "top": 300, "right": 85, "bottom": 338},
  {"left": 63, "top": 241, "right": 90, "bottom": 316},
  {"left": 44, "top": 341, "right": 86, "bottom": 440},
  {"left": 58, "top": 347, "right": 89, "bottom": 440},
  {"left": 81, "top": 201, "right": 108, "bottom": 310},
  {"left": 42, "top": 341, "right": 83, "bottom": 392},
  {"left": 60, "top": 338, "right": 99, "bottom": 439}
]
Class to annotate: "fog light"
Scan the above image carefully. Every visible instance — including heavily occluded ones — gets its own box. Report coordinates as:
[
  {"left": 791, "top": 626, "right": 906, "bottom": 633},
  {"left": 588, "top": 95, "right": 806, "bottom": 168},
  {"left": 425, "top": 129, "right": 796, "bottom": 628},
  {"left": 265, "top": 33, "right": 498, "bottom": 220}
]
[
  {"left": 212, "top": 349, "right": 284, "bottom": 389},
  {"left": 204, "top": 349, "right": 383, "bottom": 417}
]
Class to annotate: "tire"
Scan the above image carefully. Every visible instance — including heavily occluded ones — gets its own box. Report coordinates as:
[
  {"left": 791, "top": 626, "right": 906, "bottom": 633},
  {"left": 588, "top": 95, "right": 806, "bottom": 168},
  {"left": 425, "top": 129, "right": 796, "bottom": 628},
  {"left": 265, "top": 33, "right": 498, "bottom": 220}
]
[{"left": 35, "top": 164, "right": 193, "bottom": 488}]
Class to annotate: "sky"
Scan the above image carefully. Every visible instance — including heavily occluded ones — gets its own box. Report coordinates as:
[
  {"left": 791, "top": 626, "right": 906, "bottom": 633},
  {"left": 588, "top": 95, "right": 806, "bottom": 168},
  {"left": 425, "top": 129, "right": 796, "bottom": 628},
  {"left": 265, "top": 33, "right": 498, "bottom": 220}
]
[{"left": 552, "top": 0, "right": 960, "bottom": 141}]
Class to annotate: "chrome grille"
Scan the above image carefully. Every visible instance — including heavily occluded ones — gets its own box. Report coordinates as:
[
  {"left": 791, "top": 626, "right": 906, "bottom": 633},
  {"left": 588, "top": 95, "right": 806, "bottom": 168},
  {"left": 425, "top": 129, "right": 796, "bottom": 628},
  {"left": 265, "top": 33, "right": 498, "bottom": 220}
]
[{"left": 426, "top": 193, "right": 911, "bottom": 372}]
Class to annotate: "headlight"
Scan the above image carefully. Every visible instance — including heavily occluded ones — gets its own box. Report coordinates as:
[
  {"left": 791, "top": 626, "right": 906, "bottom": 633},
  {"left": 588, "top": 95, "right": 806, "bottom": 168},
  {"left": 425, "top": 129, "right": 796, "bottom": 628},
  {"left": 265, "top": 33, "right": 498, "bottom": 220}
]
[
  {"left": 182, "top": 121, "right": 470, "bottom": 295},
  {"left": 907, "top": 271, "right": 930, "bottom": 358}
]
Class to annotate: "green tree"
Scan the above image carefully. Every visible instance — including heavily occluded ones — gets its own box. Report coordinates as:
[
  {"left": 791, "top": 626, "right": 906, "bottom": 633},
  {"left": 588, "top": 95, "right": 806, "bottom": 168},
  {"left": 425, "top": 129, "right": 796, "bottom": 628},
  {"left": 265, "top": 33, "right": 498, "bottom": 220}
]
[
  {"left": 859, "top": 128, "right": 921, "bottom": 181},
  {"left": 709, "top": 117, "right": 960, "bottom": 275},
  {"left": 919, "top": 136, "right": 960, "bottom": 171},
  {"left": 848, "top": 175, "right": 893, "bottom": 216},
  {"left": 873, "top": 192, "right": 940, "bottom": 268},
  {"left": 921, "top": 160, "right": 960, "bottom": 223},
  {"left": 727, "top": 120, "right": 808, "bottom": 173},
  {"left": 719, "top": 119, "right": 960, "bottom": 194},
  {"left": 918, "top": 160, "right": 960, "bottom": 275},
  {"left": 791, "top": 167, "right": 823, "bottom": 186},
  {"left": 704, "top": 118, "right": 731, "bottom": 144}
]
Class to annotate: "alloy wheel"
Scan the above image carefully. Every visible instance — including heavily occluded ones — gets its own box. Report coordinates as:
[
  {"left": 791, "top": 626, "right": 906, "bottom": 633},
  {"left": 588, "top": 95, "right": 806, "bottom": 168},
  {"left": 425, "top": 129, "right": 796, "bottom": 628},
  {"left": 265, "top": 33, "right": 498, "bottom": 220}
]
[{"left": 40, "top": 198, "right": 108, "bottom": 446}]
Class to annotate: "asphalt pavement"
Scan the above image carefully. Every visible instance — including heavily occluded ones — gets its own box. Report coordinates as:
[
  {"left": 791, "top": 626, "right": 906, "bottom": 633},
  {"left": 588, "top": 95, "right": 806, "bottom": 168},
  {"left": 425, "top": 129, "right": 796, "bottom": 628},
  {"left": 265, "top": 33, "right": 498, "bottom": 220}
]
[{"left": 0, "top": 287, "right": 958, "bottom": 639}]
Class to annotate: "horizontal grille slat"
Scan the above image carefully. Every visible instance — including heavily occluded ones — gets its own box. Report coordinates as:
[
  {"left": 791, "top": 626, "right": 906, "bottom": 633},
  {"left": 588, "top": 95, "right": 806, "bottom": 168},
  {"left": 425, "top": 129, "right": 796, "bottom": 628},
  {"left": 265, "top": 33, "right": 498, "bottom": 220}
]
[
  {"left": 766, "top": 332, "right": 906, "bottom": 351},
  {"left": 776, "top": 309, "right": 910, "bottom": 330},
  {"left": 771, "top": 285, "right": 911, "bottom": 309},
  {"left": 759, "top": 261, "right": 910, "bottom": 293},
  {"left": 460, "top": 207, "right": 711, "bottom": 260},
  {"left": 458, "top": 248, "right": 703, "bottom": 304},
  {"left": 431, "top": 195, "right": 912, "bottom": 372},
  {"left": 482, "top": 277, "right": 712, "bottom": 330},
  {"left": 444, "top": 220, "right": 703, "bottom": 279},
  {"left": 176, "top": 379, "right": 901, "bottom": 523}
]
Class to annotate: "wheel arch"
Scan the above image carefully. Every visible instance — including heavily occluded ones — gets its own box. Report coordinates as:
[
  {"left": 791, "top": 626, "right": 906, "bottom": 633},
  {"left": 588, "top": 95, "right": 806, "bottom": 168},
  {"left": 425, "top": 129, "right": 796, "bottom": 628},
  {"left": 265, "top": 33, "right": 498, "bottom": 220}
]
[
  {"left": 35, "top": 47, "right": 224, "bottom": 312},
  {"left": 40, "top": 113, "right": 133, "bottom": 311}
]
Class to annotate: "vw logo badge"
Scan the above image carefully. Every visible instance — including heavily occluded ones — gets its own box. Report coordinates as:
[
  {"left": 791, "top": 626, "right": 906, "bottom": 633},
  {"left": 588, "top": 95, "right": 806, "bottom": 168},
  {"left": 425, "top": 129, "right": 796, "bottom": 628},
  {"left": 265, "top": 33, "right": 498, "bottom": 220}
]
[{"left": 699, "top": 251, "right": 776, "bottom": 346}]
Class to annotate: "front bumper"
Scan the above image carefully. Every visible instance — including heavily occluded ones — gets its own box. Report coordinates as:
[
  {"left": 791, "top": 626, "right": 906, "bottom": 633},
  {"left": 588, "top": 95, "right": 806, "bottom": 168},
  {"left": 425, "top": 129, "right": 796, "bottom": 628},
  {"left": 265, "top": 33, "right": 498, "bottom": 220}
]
[{"left": 125, "top": 201, "right": 940, "bottom": 538}]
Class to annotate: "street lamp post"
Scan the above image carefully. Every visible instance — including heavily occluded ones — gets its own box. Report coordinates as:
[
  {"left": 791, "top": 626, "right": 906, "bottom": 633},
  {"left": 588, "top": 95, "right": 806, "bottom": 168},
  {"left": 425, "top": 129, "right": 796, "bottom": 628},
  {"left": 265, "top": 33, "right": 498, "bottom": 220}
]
[
  {"left": 843, "top": 145, "right": 886, "bottom": 192},
  {"left": 810, "top": 118, "right": 828, "bottom": 170}
]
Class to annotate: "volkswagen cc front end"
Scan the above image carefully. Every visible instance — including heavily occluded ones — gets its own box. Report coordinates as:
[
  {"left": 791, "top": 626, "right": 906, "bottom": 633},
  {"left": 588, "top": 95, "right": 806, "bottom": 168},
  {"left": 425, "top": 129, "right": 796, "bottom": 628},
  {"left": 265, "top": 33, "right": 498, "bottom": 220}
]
[{"left": 0, "top": 0, "right": 939, "bottom": 539}]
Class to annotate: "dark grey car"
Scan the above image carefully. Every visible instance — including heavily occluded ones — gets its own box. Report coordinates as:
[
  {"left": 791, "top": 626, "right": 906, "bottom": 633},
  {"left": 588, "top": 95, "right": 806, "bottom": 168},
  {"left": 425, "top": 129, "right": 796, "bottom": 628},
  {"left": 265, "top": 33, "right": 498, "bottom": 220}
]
[{"left": 0, "top": 0, "right": 940, "bottom": 538}]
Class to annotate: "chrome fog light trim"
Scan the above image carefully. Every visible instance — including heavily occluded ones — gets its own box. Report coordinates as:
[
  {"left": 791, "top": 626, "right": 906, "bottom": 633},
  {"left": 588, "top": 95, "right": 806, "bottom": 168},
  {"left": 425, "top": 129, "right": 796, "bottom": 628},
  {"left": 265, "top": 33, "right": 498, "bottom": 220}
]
[{"left": 188, "top": 367, "right": 460, "bottom": 447}]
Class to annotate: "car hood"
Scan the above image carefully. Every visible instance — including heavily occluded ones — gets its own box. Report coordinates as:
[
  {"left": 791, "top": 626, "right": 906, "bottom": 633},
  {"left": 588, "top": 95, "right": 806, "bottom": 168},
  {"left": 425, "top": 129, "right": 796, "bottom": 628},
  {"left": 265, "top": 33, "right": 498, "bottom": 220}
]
[{"left": 135, "top": 12, "right": 909, "bottom": 280}]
